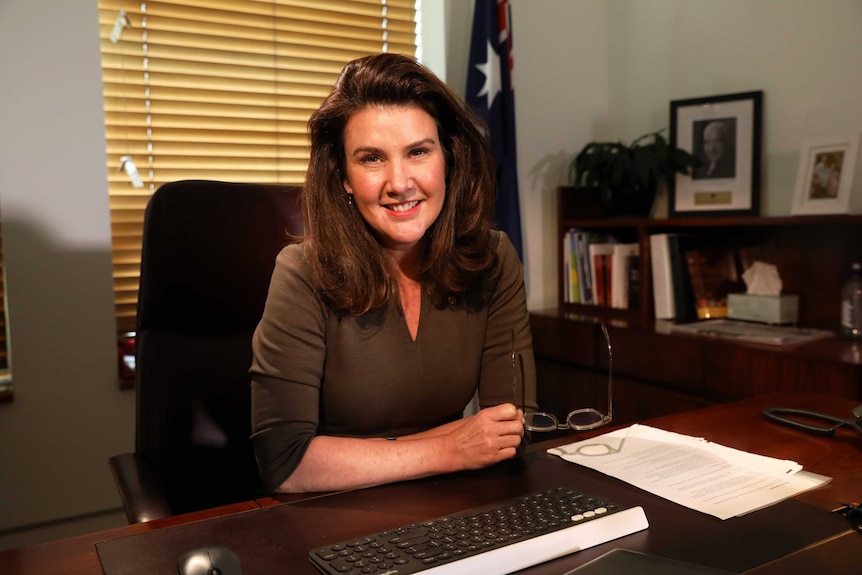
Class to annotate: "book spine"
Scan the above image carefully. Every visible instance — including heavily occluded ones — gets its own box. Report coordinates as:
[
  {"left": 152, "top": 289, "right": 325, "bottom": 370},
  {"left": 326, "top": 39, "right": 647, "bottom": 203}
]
[
  {"left": 611, "top": 249, "right": 625, "bottom": 309},
  {"left": 627, "top": 254, "right": 641, "bottom": 311},
  {"left": 563, "top": 230, "right": 572, "bottom": 303},
  {"left": 576, "top": 233, "right": 593, "bottom": 305},
  {"left": 668, "top": 236, "right": 696, "bottom": 321},
  {"left": 604, "top": 254, "right": 612, "bottom": 307},
  {"left": 611, "top": 244, "right": 639, "bottom": 309},
  {"left": 593, "top": 253, "right": 606, "bottom": 306},
  {"left": 650, "top": 234, "right": 675, "bottom": 319},
  {"left": 685, "top": 250, "right": 708, "bottom": 318},
  {"left": 569, "top": 231, "right": 580, "bottom": 303}
]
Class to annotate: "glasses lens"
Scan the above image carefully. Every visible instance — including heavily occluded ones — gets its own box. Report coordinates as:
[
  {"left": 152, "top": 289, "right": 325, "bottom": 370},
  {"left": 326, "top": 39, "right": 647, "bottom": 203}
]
[
  {"left": 524, "top": 412, "right": 559, "bottom": 432},
  {"left": 566, "top": 408, "right": 608, "bottom": 430}
]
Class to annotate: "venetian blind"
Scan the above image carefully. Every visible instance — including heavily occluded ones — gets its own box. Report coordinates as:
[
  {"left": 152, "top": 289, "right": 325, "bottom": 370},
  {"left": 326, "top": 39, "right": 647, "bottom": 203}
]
[{"left": 98, "top": 0, "right": 419, "bottom": 333}]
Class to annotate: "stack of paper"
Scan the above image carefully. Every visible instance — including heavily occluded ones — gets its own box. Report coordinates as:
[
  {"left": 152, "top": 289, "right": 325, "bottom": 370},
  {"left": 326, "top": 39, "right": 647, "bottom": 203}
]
[{"left": 548, "top": 424, "right": 831, "bottom": 520}]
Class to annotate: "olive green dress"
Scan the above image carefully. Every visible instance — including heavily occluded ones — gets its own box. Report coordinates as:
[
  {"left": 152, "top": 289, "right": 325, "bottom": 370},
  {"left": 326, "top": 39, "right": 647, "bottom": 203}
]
[{"left": 250, "top": 231, "right": 536, "bottom": 491}]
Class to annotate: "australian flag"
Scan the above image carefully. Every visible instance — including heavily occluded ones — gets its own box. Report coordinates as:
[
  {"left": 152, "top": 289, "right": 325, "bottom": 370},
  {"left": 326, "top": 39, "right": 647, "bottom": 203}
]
[{"left": 466, "top": 0, "right": 523, "bottom": 260}]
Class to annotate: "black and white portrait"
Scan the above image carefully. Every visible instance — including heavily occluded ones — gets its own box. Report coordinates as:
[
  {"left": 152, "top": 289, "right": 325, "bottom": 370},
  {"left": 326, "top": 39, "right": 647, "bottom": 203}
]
[{"left": 692, "top": 118, "right": 737, "bottom": 180}]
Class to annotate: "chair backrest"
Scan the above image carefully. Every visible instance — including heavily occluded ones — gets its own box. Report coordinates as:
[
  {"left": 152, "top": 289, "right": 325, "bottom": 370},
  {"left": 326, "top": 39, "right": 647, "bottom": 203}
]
[{"left": 135, "top": 180, "right": 303, "bottom": 515}]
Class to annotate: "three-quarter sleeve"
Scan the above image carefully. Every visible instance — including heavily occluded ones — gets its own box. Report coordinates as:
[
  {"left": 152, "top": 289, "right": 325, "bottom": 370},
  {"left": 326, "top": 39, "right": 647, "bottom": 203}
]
[
  {"left": 250, "top": 243, "right": 327, "bottom": 492},
  {"left": 478, "top": 232, "right": 538, "bottom": 411}
]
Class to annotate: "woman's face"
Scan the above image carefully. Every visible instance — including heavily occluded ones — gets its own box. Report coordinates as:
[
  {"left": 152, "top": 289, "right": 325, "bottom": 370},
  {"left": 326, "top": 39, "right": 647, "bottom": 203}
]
[{"left": 342, "top": 104, "right": 446, "bottom": 256}]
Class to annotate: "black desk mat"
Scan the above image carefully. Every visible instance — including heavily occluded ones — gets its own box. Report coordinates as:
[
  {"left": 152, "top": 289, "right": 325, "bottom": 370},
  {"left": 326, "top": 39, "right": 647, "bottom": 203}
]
[{"left": 96, "top": 453, "right": 850, "bottom": 575}]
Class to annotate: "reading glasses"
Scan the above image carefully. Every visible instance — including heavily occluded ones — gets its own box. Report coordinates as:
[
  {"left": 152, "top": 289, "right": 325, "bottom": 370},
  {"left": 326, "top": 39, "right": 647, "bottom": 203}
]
[{"left": 514, "top": 323, "right": 613, "bottom": 433}]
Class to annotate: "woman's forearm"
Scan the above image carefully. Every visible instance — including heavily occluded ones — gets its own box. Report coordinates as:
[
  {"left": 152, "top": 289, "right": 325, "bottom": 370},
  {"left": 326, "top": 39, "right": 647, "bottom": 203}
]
[
  {"left": 274, "top": 405, "right": 524, "bottom": 493},
  {"left": 274, "top": 434, "right": 455, "bottom": 493}
]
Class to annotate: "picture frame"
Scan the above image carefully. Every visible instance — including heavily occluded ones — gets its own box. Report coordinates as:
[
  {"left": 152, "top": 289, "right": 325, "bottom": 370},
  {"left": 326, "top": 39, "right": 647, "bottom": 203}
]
[
  {"left": 790, "top": 134, "right": 862, "bottom": 215},
  {"left": 669, "top": 91, "right": 763, "bottom": 218}
]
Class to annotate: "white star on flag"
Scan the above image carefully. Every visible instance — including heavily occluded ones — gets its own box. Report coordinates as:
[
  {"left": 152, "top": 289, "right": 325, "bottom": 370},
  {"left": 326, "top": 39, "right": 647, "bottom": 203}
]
[{"left": 474, "top": 40, "right": 501, "bottom": 110}]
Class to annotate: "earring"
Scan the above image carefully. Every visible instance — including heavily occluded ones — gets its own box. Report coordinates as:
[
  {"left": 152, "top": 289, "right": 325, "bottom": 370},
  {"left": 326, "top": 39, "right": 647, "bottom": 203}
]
[{"left": 346, "top": 193, "right": 354, "bottom": 206}]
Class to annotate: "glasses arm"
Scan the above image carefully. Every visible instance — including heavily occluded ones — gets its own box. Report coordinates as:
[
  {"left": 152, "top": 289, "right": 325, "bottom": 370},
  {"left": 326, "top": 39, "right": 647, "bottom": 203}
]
[
  {"left": 511, "top": 330, "right": 517, "bottom": 409},
  {"left": 601, "top": 323, "right": 613, "bottom": 421},
  {"left": 519, "top": 353, "right": 526, "bottom": 411}
]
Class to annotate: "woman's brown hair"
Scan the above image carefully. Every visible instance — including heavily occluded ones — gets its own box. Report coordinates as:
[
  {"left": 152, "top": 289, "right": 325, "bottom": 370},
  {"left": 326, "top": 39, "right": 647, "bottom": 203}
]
[{"left": 303, "top": 53, "right": 498, "bottom": 315}]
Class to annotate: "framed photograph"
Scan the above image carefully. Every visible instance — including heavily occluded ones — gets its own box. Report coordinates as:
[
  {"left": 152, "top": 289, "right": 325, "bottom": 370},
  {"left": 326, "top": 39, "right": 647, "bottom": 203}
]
[
  {"left": 790, "top": 134, "right": 862, "bottom": 215},
  {"left": 669, "top": 91, "right": 763, "bottom": 218}
]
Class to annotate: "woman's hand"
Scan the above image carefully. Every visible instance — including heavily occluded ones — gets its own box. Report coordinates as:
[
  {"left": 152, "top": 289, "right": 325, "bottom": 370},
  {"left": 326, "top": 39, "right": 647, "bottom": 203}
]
[{"left": 447, "top": 403, "right": 525, "bottom": 470}]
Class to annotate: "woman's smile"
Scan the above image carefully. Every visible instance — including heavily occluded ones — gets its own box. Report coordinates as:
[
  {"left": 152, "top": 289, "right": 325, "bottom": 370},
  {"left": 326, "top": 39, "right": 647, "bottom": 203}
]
[{"left": 386, "top": 199, "right": 422, "bottom": 213}]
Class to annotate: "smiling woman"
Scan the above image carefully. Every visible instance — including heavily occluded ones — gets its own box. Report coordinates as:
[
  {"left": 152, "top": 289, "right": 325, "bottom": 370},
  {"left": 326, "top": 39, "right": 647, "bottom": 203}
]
[{"left": 250, "top": 53, "right": 538, "bottom": 495}]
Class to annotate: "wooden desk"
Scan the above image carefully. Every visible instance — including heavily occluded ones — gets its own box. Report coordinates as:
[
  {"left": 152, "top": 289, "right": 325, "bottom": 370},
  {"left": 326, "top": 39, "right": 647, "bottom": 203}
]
[{"left": 1, "top": 393, "right": 859, "bottom": 575}]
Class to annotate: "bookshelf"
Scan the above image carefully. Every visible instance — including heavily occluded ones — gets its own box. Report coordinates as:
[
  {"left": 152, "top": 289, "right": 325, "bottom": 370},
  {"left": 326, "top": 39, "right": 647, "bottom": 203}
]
[
  {"left": 533, "top": 186, "right": 862, "bottom": 424},
  {"left": 556, "top": 185, "right": 862, "bottom": 329}
]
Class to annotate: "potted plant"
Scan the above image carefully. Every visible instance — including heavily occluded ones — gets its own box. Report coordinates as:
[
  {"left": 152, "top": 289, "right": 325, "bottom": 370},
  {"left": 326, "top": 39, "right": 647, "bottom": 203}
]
[{"left": 569, "top": 130, "right": 700, "bottom": 217}]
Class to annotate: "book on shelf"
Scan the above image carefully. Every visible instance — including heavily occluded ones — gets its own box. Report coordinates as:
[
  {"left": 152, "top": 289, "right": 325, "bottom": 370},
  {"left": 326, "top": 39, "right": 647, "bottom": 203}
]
[
  {"left": 574, "top": 230, "right": 594, "bottom": 304},
  {"left": 592, "top": 251, "right": 612, "bottom": 306},
  {"left": 562, "top": 229, "right": 580, "bottom": 303},
  {"left": 588, "top": 241, "right": 616, "bottom": 307},
  {"left": 610, "top": 243, "right": 640, "bottom": 309},
  {"left": 627, "top": 254, "right": 641, "bottom": 311},
  {"left": 650, "top": 233, "right": 676, "bottom": 319},
  {"left": 564, "top": 231, "right": 641, "bottom": 310},
  {"left": 684, "top": 247, "right": 745, "bottom": 319},
  {"left": 668, "top": 235, "right": 698, "bottom": 322},
  {"left": 563, "top": 228, "right": 595, "bottom": 305}
]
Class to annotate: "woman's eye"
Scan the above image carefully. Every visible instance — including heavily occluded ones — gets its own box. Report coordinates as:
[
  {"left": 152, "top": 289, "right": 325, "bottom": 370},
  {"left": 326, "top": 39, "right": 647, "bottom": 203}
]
[
  {"left": 361, "top": 154, "right": 382, "bottom": 163},
  {"left": 410, "top": 148, "right": 428, "bottom": 157}
]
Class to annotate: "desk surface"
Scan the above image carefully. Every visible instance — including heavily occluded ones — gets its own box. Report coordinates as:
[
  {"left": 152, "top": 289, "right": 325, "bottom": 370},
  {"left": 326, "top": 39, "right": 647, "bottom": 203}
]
[{"left": 1, "top": 392, "right": 859, "bottom": 575}]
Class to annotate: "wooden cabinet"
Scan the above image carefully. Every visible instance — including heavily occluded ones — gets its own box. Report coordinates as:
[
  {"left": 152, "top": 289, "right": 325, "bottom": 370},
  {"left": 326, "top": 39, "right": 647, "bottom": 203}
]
[{"left": 532, "top": 187, "right": 862, "bottom": 424}]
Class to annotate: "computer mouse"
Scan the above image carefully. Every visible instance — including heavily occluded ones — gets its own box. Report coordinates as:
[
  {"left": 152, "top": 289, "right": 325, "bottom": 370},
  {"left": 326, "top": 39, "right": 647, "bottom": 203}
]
[{"left": 177, "top": 545, "right": 243, "bottom": 575}]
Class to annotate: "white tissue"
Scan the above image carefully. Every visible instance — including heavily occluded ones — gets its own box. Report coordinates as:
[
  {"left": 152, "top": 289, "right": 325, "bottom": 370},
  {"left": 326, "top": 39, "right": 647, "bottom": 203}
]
[{"left": 742, "top": 261, "right": 783, "bottom": 295}]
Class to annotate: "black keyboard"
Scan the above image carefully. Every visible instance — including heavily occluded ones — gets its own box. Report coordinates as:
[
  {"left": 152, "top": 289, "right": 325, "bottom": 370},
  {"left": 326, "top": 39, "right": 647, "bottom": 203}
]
[{"left": 309, "top": 486, "right": 649, "bottom": 575}]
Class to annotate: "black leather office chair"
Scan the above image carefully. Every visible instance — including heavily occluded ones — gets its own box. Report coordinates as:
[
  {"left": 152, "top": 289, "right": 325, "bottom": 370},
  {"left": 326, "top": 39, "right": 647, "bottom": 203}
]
[{"left": 109, "top": 180, "right": 303, "bottom": 523}]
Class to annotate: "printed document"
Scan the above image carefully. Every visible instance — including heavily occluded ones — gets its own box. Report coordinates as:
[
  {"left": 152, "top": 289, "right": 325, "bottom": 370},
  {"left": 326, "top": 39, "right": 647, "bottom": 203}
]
[{"left": 548, "top": 424, "right": 831, "bottom": 520}]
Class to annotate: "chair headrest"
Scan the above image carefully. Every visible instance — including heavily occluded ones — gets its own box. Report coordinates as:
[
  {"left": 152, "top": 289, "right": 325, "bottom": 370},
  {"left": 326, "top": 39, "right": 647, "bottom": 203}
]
[{"left": 136, "top": 180, "right": 303, "bottom": 332}]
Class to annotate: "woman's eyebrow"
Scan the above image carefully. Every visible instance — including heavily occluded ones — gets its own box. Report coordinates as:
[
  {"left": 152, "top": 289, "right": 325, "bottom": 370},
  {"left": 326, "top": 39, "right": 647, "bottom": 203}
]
[
  {"left": 348, "top": 145, "right": 383, "bottom": 157},
  {"left": 348, "top": 138, "right": 438, "bottom": 157}
]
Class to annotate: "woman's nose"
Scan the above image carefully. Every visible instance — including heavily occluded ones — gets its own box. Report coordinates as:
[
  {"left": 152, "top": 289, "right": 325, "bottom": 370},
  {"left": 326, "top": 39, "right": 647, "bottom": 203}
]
[{"left": 386, "top": 160, "right": 413, "bottom": 193}]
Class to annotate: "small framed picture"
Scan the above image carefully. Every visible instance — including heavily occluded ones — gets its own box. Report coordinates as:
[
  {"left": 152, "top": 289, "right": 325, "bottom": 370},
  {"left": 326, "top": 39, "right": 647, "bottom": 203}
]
[
  {"left": 790, "top": 134, "right": 862, "bottom": 215},
  {"left": 669, "top": 91, "right": 763, "bottom": 218}
]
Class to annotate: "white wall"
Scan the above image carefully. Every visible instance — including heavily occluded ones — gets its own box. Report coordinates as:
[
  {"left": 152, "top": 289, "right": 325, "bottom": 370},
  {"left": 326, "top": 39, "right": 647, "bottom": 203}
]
[
  {"left": 0, "top": 0, "right": 134, "bottom": 548},
  {"left": 0, "top": 0, "right": 860, "bottom": 550}
]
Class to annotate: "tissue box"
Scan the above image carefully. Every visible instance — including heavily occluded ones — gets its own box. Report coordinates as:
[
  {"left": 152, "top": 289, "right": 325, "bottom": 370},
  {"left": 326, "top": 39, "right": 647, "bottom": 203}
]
[{"left": 727, "top": 293, "right": 799, "bottom": 324}]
